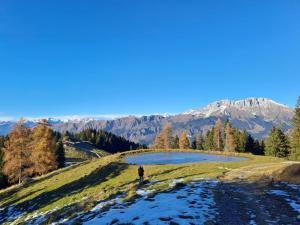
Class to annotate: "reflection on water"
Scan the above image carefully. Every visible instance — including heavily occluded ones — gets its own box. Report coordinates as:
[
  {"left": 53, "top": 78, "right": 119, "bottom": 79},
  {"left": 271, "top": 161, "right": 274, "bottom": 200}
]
[{"left": 125, "top": 152, "right": 248, "bottom": 165}]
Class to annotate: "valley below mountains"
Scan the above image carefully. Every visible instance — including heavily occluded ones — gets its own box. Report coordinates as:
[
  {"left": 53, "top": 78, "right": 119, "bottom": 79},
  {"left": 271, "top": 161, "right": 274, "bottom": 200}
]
[{"left": 0, "top": 98, "right": 294, "bottom": 145}]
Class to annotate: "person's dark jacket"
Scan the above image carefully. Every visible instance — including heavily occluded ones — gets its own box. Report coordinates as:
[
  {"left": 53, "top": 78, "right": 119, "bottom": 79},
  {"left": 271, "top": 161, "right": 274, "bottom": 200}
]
[{"left": 138, "top": 166, "right": 144, "bottom": 177}]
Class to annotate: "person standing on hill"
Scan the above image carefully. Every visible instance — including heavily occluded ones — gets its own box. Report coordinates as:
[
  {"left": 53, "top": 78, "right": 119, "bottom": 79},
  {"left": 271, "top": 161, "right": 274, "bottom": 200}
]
[{"left": 138, "top": 165, "right": 144, "bottom": 184}]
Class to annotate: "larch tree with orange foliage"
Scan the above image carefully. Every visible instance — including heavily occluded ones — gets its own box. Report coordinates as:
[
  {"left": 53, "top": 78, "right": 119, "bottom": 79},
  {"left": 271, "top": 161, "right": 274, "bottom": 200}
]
[
  {"left": 224, "top": 122, "right": 236, "bottom": 152},
  {"left": 31, "top": 122, "right": 58, "bottom": 175},
  {"left": 3, "top": 119, "right": 32, "bottom": 184},
  {"left": 179, "top": 132, "right": 190, "bottom": 149}
]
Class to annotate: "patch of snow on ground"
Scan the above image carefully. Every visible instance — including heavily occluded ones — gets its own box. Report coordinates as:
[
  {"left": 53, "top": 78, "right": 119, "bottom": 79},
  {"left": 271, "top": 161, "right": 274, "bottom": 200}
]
[
  {"left": 82, "top": 180, "right": 218, "bottom": 225},
  {"left": 287, "top": 184, "right": 300, "bottom": 191},
  {"left": 269, "top": 188, "right": 300, "bottom": 218},
  {"left": 136, "top": 189, "right": 155, "bottom": 197},
  {"left": 269, "top": 190, "right": 289, "bottom": 197},
  {"left": 0, "top": 206, "right": 25, "bottom": 224},
  {"left": 169, "top": 178, "right": 184, "bottom": 188},
  {"left": 90, "top": 197, "right": 122, "bottom": 212}
]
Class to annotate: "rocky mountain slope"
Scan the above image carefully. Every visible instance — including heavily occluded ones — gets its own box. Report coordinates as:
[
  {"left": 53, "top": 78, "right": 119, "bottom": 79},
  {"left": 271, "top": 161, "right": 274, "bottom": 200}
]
[{"left": 0, "top": 98, "right": 294, "bottom": 145}]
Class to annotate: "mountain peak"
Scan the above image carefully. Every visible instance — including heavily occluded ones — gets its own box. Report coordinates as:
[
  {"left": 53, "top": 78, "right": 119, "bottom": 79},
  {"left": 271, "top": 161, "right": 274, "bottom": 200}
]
[
  {"left": 209, "top": 98, "right": 288, "bottom": 108},
  {"left": 184, "top": 97, "right": 291, "bottom": 117}
]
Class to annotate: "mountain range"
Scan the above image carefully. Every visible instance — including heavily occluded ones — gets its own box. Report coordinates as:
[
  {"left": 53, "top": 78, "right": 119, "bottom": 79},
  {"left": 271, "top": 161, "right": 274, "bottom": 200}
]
[{"left": 0, "top": 98, "right": 294, "bottom": 145}]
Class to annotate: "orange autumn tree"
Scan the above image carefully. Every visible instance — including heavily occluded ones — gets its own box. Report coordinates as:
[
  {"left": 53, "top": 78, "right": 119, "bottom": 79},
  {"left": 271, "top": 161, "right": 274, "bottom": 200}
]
[
  {"left": 214, "top": 119, "right": 223, "bottom": 151},
  {"left": 179, "top": 132, "right": 190, "bottom": 149},
  {"left": 31, "top": 121, "right": 58, "bottom": 175},
  {"left": 3, "top": 119, "right": 32, "bottom": 184},
  {"left": 224, "top": 122, "right": 236, "bottom": 152},
  {"left": 153, "top": 124, "right": 174, "bottom": 149}
]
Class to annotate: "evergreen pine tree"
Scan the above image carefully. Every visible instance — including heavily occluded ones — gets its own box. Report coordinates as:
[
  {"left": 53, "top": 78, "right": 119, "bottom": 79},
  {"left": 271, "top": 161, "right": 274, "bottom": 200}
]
[
  {"left": 3, "top": 119, "right": 32, "bottom": 184},
  {"left": 55, "top": 141, "right": 65, "bottom": 168},
  {"left": 265, "top": 126, "right": 289, "bottom": 158},
  {"left": 259, "top": 140, "right": 265, "bottom": 155},
  {"left": 191, "top": 138, "right": 197, "bottom": 149},
  {"left": 173, "top": 135, "right": 180, "bottom": 149},
  {"left": 179, "top": 132, "right": 190, "bottom": 149},
  {"left": 245, "top": 133, "right": 255, "bottom": 153},
  {"left": 196, "top": 134, "right": 204, "bottom": 150},
  {"left": 204, "top": 129, "right": 214, "bottom": 150},
  {"left": 290, "top": 97, "right": 300, "bottom": 160}
]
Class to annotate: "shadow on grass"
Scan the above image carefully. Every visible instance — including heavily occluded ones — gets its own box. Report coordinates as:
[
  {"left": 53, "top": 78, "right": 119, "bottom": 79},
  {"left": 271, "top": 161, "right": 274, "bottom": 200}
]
[
  {"left": 0, "top": 162, "right": 89, "bottom": 207},
  {"left": 4, "top": 161, "right": 128, "bottom": 216}
]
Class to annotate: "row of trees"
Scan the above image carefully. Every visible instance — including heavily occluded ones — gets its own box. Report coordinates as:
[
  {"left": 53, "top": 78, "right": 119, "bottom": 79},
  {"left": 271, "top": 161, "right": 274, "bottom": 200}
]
[
  {"left": 153, "top": 120, "right": 264, "bottom": 154},
  {"left": 0, "top": 120, "right": 65, "bottom": 186},
  {"left": 152, "top": 125, "right": 190, "bottom": 149},
  {"left": 264, "top": 97, "right": 300, "bottom": 159},
  {"left": 68, "top": 128, "right": 146, "bottom": 153},
  {"left": 152, "top": 96, "right": 300, "bottom": 160}
]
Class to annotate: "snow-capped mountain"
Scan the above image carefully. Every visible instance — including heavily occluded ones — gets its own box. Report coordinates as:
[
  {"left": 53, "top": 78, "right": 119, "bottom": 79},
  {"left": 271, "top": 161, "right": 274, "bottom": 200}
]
[
  {"left": 0, "top": 98, "right": 294, "bottom": 145},
  {"left": 184, "top": 98, "right": 292, "bottom": 121}
]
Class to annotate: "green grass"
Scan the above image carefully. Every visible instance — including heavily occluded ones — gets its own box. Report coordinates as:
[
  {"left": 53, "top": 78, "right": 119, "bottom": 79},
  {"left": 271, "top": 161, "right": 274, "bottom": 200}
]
[
  {"left": 64, "top": 141, "right": 110, "bottom": 162},
  {"left": 0, "top": 149, "right": 287, "bottom": 224}
]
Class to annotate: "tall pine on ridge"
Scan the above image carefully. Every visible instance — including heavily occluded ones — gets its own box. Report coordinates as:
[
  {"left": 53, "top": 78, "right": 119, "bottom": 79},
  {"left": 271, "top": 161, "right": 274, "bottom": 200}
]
[{"left": 265, "top": 126, "right": 289, "bottom": 158}]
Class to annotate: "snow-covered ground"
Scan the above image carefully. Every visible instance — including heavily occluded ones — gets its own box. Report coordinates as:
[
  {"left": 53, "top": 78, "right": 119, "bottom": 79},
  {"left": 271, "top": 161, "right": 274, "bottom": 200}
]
[
  {"left": 269, "top": 182, "right": 300, "bottom": 219},
  {"left": 79, "top": 180, "right": 218, "bottom": 225},
  {"left": 2, "top": 180, "right": 300, "bottom": 225}
]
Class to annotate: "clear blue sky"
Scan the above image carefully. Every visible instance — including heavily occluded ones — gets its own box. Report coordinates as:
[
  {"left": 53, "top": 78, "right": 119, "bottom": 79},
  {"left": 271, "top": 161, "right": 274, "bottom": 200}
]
[{"left": 0, "top": 0, "right": 299, "bottom": 119}]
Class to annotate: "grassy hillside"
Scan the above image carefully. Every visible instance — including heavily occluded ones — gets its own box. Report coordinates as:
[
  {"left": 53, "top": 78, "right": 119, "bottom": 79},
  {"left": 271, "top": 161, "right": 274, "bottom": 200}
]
[
  {"left": 0, "top": 149, "right": 295, "bottom": 224},
  {"left": 64, "top": 141, "right": 110, "bottom": 163}
]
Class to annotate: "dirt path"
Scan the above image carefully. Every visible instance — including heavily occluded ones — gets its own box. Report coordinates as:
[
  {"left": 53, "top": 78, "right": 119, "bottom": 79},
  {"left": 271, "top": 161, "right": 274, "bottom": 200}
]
[{"left": 213, "top": 181, "right": 300, "bottom": 225}]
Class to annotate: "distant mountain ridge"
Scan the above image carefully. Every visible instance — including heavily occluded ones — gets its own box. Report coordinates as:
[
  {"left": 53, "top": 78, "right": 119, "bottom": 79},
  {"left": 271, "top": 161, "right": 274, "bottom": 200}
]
[{"left": 0, "top": 98, "right": 294, "bottom": 145}]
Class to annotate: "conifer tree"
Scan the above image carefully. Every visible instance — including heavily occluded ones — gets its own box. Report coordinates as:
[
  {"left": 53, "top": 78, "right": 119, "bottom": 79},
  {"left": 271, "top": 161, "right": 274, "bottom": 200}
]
[
  {"left": 224, "top": 122, "right": 236, "bottom": 152},
  {"left": 179, "top": 132, "right": 190, "bottom": 149},
  {"left": 245, "top": 134, "right": 255, "bottom": 153},
  {"left": 259, "top": 140, "right": 265, "bottom": 155},
  {"left": 191, "top": 138, "right": 197, "bottom": 149},
  {"left": 265, "top": 126, "right": 289, "bottom": 158},
  {"left": 31, "top": 123, "right": 58, "bottom": 175},
  {"left": 213, "top": 119, "right": 223, "bottom": 151},
  {"left": 55, "top": 141, "right": 65, "bottom": 168},
  {"left": 290, "top": 97, "right": 300, "bottom": 160},
  {"left": 3, "top": 119, "right": 32, "bottom": 184},
  {"left": 204, "top": 129, "right": 214, "bottom": 150},
  {"left": 173, "top": 135, "right": 180, "bottom": 149},
  {"left": 196, "top": 134, "right": 204, "bottom": 150}
]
